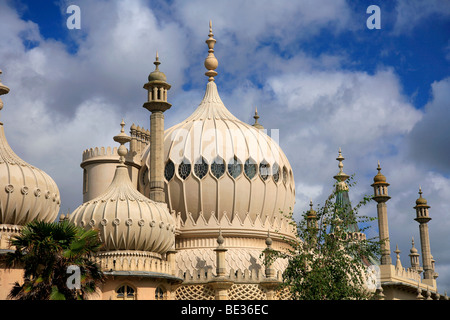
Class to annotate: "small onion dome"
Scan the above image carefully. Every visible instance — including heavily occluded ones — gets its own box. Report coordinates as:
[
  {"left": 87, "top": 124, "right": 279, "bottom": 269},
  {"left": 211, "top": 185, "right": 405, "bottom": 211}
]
[
  {"left": 69, "top": 164, "right": 175, "bottom": 254},
  {"left": 70, "top": 121, "right": 175, "bottom": 254},
  {"left": 410, "top": 237, "right": 418, "bottom": 254},
  {"left": 148, "top": 51, "right": 167, "bottom": 82},
  {"left": 306, "top": 199, "right": 317, "bottom": 219},
  {"left": 373, "top": 161, "right": 386, "bottom": 183},
  {"left": 415, "top": 187, "right": 428, "bottom": 206}
]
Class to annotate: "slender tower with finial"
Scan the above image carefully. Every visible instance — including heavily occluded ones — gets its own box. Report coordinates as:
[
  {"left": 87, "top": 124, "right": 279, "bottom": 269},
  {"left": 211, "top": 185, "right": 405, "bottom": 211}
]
[
  {"left": 371, "top": 161, "right": 392, "bottom": 265},
  {"left": 414, "top": 187, "right": 435, "bottom": 283},
  {"left": 143, "top": 52, "right": 172, "bottom": 202}
]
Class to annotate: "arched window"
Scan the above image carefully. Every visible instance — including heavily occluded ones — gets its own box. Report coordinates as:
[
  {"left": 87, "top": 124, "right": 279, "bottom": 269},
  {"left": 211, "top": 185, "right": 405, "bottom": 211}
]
[
  {"left": 155, "top": 286, "right": 165, "bottom": 300},
  {"left": 259, "top": 161, "right": 270, "bottom": 181},
  {"left": 194, "top": 158, "right": 208, "bottom": 179},
  {"left": 164, "top": 160, "right": 175, "bottom": 181},
  {"left": 116, "top": 284, "right": 136, "bottom": 300},
  {"left": 272, "top": 163, "right": 280, "bottom": 183},
  {"left": 211, "top": 157, "right": 225, "bottom": 179},
  {"left": 227, "top": 156, "right": 242, "bottom": 179},
  {"left": 282, "top": 166, "right": 288, "bottom": 184},
  {"left": 141, "top": 167, "right": 149, "bottom": 186},
  {"left": 178, "top": 160, "right": 191, "bottom": 180},
  {"left": 83, "top": 169, "right": 88, "bottom": 194},
  {"left": 244, "top": 159, "right": 257, "bottom": 180}
]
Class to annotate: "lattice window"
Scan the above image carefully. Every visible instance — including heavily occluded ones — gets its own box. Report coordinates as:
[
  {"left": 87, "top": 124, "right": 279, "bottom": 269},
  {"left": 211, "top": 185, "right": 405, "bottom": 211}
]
[
  {"left": 282, "top": 166, "right": 288, "bottom": 184},
  {"left": 259, "top": 161, "right": 270, "bottom": 181},
  {"left": 244, "top": 159, "right": 257, "bottom": 179},
  {"left": 276, "top": 287, "right": 293, "bottom": 300},
  {"left": 272, "top": 163, "right": 280, "bottom": 183},
  {"left": 211, "top": 158, "right": 225, "bottom": 179},
  {"left": 175, "top": 285, "right": 215, "bottom": 300},
  {"left": 194, "top": 158, "right": 209, "bottom": 179},
  {"left": 228, "top": 284, "right": 267, "bottom": 300},
  {"left": 178, "top": 161, "right": 191, "bottom": 180},
  {"left": 227, "top": 156, "right": 242, "bottom": 179},
  {"left": 164, "top": 160, "right": 175, "bottom": 181}
]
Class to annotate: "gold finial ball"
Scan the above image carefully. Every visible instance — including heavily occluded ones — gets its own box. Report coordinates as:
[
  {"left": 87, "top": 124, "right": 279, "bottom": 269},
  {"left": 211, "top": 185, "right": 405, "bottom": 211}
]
[{"left": 204, "top": 55, "right": 218, "bottom": 71}]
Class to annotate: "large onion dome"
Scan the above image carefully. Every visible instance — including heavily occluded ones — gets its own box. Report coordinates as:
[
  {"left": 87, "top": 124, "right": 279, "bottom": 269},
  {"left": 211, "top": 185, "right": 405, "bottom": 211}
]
[
  {"left": 139, "top": 23, "right": 296, "bottom": 275},
  {"left": 69, "top": 121, "right": 175, "bottom": 254},
  {"left": 0, "top": 70, "right": 60, "bottom": 227},
  {"left": 139, "top": 26, "right": 295, "bottom": 231}
]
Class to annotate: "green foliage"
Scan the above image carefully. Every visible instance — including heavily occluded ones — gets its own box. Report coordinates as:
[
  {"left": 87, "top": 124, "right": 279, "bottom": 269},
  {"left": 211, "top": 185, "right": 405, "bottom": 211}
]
[
  {"left": 5, "top": 220, "right": 105, "bottom": 300},
  {"left": 267, "top": 176, "right": 382, "bottom": 300}
]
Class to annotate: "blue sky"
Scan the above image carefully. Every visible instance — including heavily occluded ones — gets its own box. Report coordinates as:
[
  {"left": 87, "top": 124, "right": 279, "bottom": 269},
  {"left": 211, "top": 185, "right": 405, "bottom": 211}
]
[{"left": 1, "top": 0, "right": 449, "bottom": 295}]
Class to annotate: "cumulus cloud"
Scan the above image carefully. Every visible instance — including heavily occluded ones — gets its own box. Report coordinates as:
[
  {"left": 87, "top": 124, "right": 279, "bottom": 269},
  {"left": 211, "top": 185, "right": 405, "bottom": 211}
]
[
  {"left": 393, "top": 0, "right": 450, "bottom": 35},
  {"left": 406, "top": 77, "right": 450, "bottom": 174}
]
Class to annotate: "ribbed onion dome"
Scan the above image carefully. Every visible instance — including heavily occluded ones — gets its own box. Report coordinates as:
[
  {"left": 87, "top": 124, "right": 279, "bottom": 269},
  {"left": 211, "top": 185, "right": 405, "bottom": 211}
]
[
  {"left": 0, "top": 71, "right": 60, "bottom": 225},
  {"left": 69, "top": 122, "right": 175, "bottom": 254},
  {"left": 139, "top": 25, "right": 295, "bottom": 230}
]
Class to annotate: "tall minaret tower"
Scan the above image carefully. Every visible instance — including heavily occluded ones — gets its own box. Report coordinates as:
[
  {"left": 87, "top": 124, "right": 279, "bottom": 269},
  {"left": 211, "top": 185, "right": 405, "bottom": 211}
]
[
  {"left": 371, "top": 161, "right": 392, "bottom": 265},
  {"left": 143, "top": 52, "right": 172, "bottom": 202},
  {"left": 414, "top": 188, "right": 435, "bottom": 283}
]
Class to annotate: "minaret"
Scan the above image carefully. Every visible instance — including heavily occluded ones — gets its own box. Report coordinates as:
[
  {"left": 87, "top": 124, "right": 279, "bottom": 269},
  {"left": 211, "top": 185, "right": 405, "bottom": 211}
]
[
  {"left": 371, "top": 161, "right": 392, "bottom": 265},
  {"left": 142, "top": 52, "right": 172, "bottom": 202},
  {"left": 306, "top": 199, "right": 318, "bottom": 244},
  {"left": 332, "top": 148, "right": 359, "bottom": 233},
  {"left": 409, "top": 237, "right": 421, "bottom": 273},
  {"left": 414, "top": 187, "right": 434, "bottom": 281}
]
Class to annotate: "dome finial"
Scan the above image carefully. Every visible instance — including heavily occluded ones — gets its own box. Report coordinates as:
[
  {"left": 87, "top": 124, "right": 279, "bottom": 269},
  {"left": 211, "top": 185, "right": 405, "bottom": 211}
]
[
  {"left": 334, "top": 148, "right": 349, "bottom": 189},
  {"left": 147, "top": 51, "right": 167, "bottom": 83},
  {"left": 113, "top": 119, "right": 132, "bottom": 164},
  {"left": 204, "top": 20, "right": 218, "bottom": 82},
  {"left": 154, "top": 50, "right": 160, "bottom": 70},
  {"left": 252, "top": 106, "right": 264, "bottom": 130},
  {"left": 0, "top": 69, "right": 11, "bottom": 116}
]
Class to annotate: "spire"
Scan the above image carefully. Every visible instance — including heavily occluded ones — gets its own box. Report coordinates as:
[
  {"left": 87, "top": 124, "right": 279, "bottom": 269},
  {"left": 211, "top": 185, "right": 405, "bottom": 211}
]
[
  {"left": 0, "top": 70, "right": 11, "bottom": 121},
  {"left": 147, "top": 51, "right": 168, "bottom": 83},
  {"left": 214, "top": 228, "right": 227, "bottom": 277},
  {"left": 414, "top": 187, "right": 434, "bottom": 281},
  {"left": 333, "top": 148, "right": 349, "bottom": 191},
  {"left": 204, "top": 20, "right": 219, "bottom": 82},
  {"left": 113, "top": 119, "right": 131, "bottom": 164},
  {"left": 252, "top": 106, "right": 264, "bottom": 130},
  {"left": 394, "top": 244, "right": 402, "bottom": 269}
]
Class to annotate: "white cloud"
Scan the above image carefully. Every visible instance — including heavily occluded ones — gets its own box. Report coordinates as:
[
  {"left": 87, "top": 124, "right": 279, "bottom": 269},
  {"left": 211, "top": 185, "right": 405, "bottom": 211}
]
[
  {"left": 406, "top": 77, "right": 450, "bottom": 174},
  {"left": 393, "top": 0, "right": 450, "bottom": 34}
]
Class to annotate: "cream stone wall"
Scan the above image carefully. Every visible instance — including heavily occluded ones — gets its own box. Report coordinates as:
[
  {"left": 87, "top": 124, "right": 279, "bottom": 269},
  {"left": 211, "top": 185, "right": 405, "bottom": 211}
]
[{"left": 0, "top": 265, "right": 23, "bottom": 300}]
